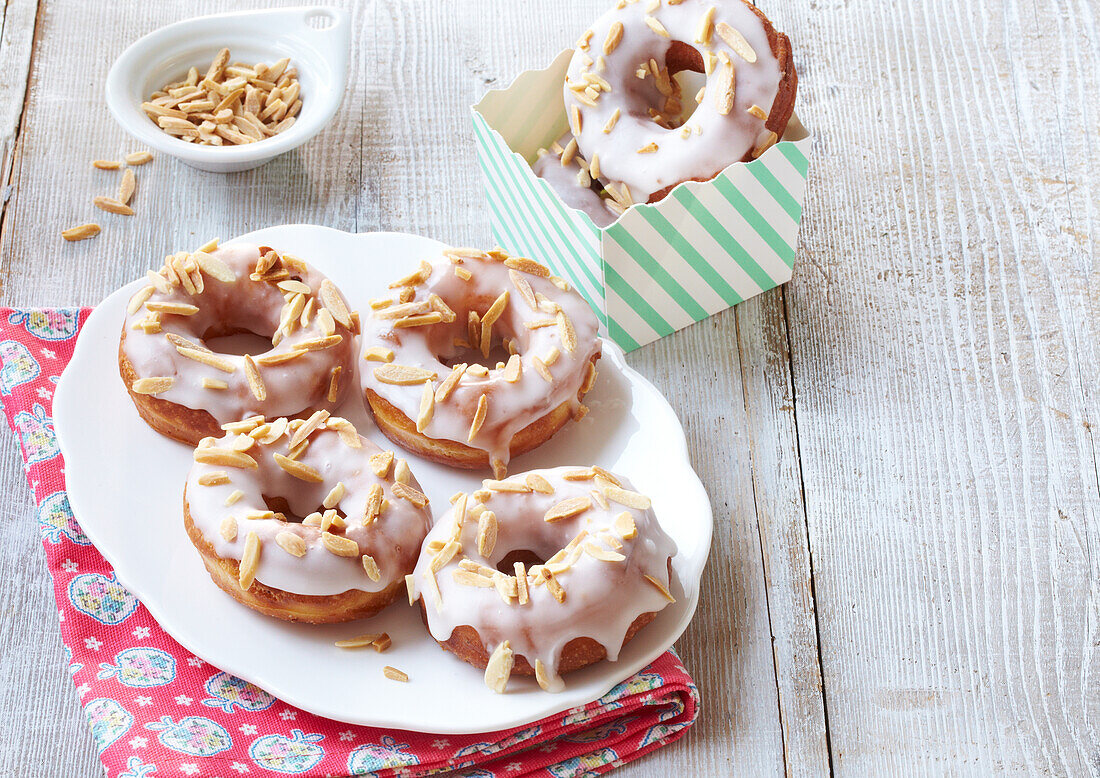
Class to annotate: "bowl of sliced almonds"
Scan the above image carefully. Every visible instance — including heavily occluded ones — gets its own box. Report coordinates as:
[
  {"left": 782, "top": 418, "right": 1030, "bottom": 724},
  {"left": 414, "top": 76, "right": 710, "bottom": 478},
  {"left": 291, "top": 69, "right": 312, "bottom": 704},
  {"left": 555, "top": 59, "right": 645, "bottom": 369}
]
[{"left": 106, "top": 6, "right": 349, "bottom": 173}]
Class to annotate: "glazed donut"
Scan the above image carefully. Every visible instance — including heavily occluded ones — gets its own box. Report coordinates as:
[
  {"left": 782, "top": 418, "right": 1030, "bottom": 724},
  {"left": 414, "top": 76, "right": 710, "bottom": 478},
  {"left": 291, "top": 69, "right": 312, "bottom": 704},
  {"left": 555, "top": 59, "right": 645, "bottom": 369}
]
[
  {"left": 183, "top": 413, "right": 432, "bottom": 623},
  {"left": 565, "top": 0, "right": 797, "bottom": 203},
  {"left": 120, "top": 241, "right": 357, "bottom": 445},
  {"left": 532, "top": 133, "right": 620, "bottom": 228},
  {"left": 407, "top": 466, "right": 677, "bottom": 693},
  {"left": 359, "top": 247, "right": 601, "bottom": 478}
]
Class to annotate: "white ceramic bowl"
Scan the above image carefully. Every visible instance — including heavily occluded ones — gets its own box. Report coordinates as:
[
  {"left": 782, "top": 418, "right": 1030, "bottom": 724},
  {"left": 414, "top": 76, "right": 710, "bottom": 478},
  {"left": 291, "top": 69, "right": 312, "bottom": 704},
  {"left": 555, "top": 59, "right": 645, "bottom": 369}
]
[{"left": 105, "top": 6, "right": 350, "bottom": 173}]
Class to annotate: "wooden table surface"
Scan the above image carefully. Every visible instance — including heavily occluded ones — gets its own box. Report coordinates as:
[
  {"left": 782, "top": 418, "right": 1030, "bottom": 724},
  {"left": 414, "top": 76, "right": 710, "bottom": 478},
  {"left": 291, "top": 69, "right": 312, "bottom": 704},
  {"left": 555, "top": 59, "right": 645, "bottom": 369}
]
[{"left": 1, "top": 0, "right": 1096, "bottom": 775}]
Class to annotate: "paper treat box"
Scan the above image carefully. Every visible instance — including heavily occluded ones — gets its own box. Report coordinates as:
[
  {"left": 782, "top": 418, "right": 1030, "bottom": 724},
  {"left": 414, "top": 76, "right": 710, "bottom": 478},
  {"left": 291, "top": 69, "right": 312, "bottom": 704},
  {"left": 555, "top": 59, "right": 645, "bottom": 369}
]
[{"left": 471, "top": 49, "right": 811, "bottom": 352}]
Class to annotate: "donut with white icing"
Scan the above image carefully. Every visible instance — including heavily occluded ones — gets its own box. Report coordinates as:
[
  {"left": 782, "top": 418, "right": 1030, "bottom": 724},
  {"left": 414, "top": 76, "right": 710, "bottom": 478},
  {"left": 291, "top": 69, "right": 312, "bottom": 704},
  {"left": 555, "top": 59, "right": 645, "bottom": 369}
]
[
  {"left": 565, "top": 0, "right": 797, "bottom": 204},
  {"left": 532, "top": 133, "right": 621, "bottom": 228},
  {"left": 359, "top": 247, "right": 601, "bottom": 479},
  {"left": 120, "top": 242, "right": 357, "bottom": 446},
  {"left": 184, "top": 413, "right": 432, "bottom": 623},
  {"left": 408, "top": 466, "right": 677, "bottom": 693}
]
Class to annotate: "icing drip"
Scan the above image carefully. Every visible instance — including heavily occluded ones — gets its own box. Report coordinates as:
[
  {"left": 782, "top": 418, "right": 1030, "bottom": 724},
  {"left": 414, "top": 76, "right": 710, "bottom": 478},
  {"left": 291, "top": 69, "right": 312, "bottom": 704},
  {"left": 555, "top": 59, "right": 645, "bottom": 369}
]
[
  {"left": 410, "top": 466, "right": 678, "bottom": 692},
  {"left": 565, "top": 0, "right": 784, "bottom": 201},
  {"left": 121, "top": 242, "right": 356, "bottom": 424},
  {"left": 359, "top": 248, "right": 601, "bottom": 474},
  {"left": 185, "top": 415, "right": 432, "bottom": 596}
]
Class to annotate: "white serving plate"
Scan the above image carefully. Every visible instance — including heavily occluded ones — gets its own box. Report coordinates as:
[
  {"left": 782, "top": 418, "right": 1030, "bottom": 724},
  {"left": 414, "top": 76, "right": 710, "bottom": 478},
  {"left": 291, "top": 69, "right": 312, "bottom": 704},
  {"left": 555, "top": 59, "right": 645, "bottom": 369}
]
[{"left": 54, "top": 225, "right": 712, "bottom": 733}]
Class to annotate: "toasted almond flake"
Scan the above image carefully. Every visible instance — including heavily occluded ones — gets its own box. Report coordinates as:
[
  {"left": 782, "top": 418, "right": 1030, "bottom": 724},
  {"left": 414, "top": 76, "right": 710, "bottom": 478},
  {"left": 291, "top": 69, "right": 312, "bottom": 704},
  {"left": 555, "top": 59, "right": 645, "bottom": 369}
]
[
  {"left": 484, "top": 478, "right": 531, "bottom": 493},
  {"left": 223, "top": 490, "right": 244, "bottom": 507},
  {"left": 412, "top": 381, "right": 436, "bottom": 432},
  {"left": 93, "top": 195, "right": 134, "bottom": 216},
  {"left": 145, "top": 270, "right": 171, "bottom": 294},
  {"left": 453, "top": 569, "right": 495, "bottom": 587},
  {"left": 604, "top": 485, "right": 652, "bottom": 509},
  {"left": 389, "top": 260, "right": 432, "bottom": 288},
  {"left": 429, "top": 539, "right": 461, "bottom": 573},
  {"left": 590, "top": 488, "right": 610, "bottom": 509},
  {"left": 569, "top": 103, "right": 582, "bottom": 136},
  {"left": 508, "top": 270, "right": 538, "bottom": 312},
  {"left": 602, "top": 109, "right": 621, "bottom": 134},
  {"left": 645, "top": 15, "right": 670, "bottom": 36},
  {"left": 371, "top": 633, "right": 392, "bottom": 653},
  {"left": 514, "top": 562, "right": 530, "bottom": 605},
  {"left": 532, "top": 357, "right": 553, "bottom": 382},
  {"left": 302, "top": 512, "right": 322, "bottom": 527},
  {"left": 197, "top": 471, "right": 230, "bottom": 486},
  {"left": 202, "top": 378, "right": 229, "bottom": 391},
  {"left": 132, "top": 376, "right": 173, "bottom": 395},
  {"left": 334, "top": 633, "right": 382, "bottom": 649},
  {"left": 194, "top": 448, "right": 257, "bottom": 469},
  {"left": 544, "top": 570, "right": 566, "bottom": 602},
  {"left": 374, "top": 301, "right": 431, "bottom": 320},
  {"left": 562, "top": 468, "right": 596, "bottom": 481},
  {"left": 717, "top": 21, "right": 757, "bottom": 62},
  {"left": 603, "top": 20, "right": 624, "bottom": 54},
  {"left": 383, "top": 666, "right": 409, "bottom": 682},
  {"left": 369, "top": 451, "right": 394, "bottom": 478},
  {"left": 219, "top": 516, "right": 237, "bottom": 541},
  {"left": 556, "top": 311, "right": 578, "bottom": 354},
  {"left": 271, "top": 452, "right": 321, "bottom": 483},
  {"left": 245, "top": 509, "right": 274, "bottom": 521},
  {"left": 466, "top": 364, "right": 489, "bottom": 378},
  {"left": 320, "top": 509, "right": 344, "bottom": 532},
  {"left": 573, "top": 404, "right": 590, "bottom": 422},
  {"left": 392, "top": 481, "right": 429, "bottom": 507},
  {"left": 257, "top": 417, "right": 287, "bottom": 444},
  {"left": 612, "top": 512, "right": 637, "bottom": 540},
  {"left": 318, "top": 278, "right": 352, "bottom": 328},
  {"left": 752, "top": 130, "right": 779, "bottom": 158},
  {"left": 483, "top": 640, "right": 515, "bottom": 694},
  {"left": 314, "top": 307, "right": 336, "bottom": 336},
  {"left": 374, "top": 364, "right": 436, "bottom": 385},
  {"left": 580, "top": 362, "right": 599, "bottom": 395},
  {"left": 713, "top": 55, "right": 736, "bottom": 115},
  {"left": 363, "top": 346, "right": 395, "bottom": 363},
  {"left": 252, "top": 350, "right": 301, "bottom": 367},
  {"left": 637, "top": 141, "right": 659, "bottom": 154},
  {"left": 477, "top": 510, "right": 498, "bottom": 556},
  {"left": 748, "top": 104, "right": 768, "bottom": 120},
  {"left": 363, "top": 483, "right": 384, "bottom": 524},
  {"left": 544, "top": 496, "right": 591, "bottom": 523},
  {"left": 272, "top": 531, "right": 305, "bottom": 557},
  {"left": 175, "top": 347, "right": 235, "bottom": 373},
  {"left": 644, "top": 573, "right": 676, "bottom": 602},
  {"left": 327, "top": 417, "right": 362, "bottom": 448},
  {"left": 535, "top": 659, "right": 553, "bottom": 690},
  {"left": 321, "top": 531, "right": 358, "bottom": 557},
  {"left": 361, "top": 554, "right": 381, "bottom": 582},
  {"left": 193, "top": 251, "right": 235, "bottom": 283},
  {"left": 92, "top": 159, "right": 120, "bottom": 170},
  {"left": 584, "top": 541, "right": 626, "bottom": 562},
  {"left": 526, "top": 473, "right": 555, "bottom": 494},
  {"left": 504, "top": 256, "right": 550, "bottom": 277},
  {"left": 394, "top": 458, "right": 412, "bottom": 485},
  {"left": 241, "top": 355, "right": 265, "bottom": 401},
  {"left": 454, "top": 266, "right": 473, "bottom": 280},
  {"left": 222, "top": 416, "right": 264, "bottom": 434},
  {"left": 288, "top": 409, "right": 329, "bottom": 450},
  {"left": 422, "top": 568, "right": 443, "bottom": 611},
  {"left": 277, "top": 279, "right": 311, "bottom": 295},
  {"left": 468, "top": 395, "right": 488, "bottom": 442},
  {"left": 696, "top": 5, "right": 716, "bottom": 44},
  {"left": 321, "top": 481, "right": 346, "bottom": 510},
  {"left": 405, "top": 574, "right": 417, "bottom": 604},
  {"left": 146, "top": 301, "right": 199, "bottom": 316},
  {"left": 117, "top": 168, "right": 136, "bottom": 205},
  {"left": 292, "top": 334, "right": 343, "bottom": 352},
  {"left": 434, "top": 363, "right": 466, "bottom": 403},
  {"left": 497, "top": 353, "right": 521, "bottom": 383},
  {"left": 239, "top": 532, "right": 261, "bottom": 590}
]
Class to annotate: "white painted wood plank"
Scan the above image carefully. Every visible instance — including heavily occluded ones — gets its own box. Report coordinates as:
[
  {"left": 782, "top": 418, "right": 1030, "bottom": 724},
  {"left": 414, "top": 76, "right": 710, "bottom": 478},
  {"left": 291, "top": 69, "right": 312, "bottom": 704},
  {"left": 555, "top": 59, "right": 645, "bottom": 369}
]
[{"left": 776, "top": 0, "right": 1099, "bottom": 772}]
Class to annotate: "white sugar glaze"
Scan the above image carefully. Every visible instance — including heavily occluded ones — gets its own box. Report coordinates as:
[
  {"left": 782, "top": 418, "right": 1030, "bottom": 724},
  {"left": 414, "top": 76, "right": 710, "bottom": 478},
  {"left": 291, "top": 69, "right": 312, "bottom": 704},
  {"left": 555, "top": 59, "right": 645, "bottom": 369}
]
[
  {"left": 531, "top": 134, "right": 619, "bottom": 228},
  {"left": 185, "top": 417, "right": 432, "bottom": 597},
  {"left": 121, "top": 242, "right": 356, "bottom": 424},
  {"left": 410, "top": 466, "right": 677, "bottom": 692},
  {"left": 565, "top": 0, "right": 783, "bottom": 201},
  {"left": 359, "top": 249, "right": 601, "bottom": 474}
]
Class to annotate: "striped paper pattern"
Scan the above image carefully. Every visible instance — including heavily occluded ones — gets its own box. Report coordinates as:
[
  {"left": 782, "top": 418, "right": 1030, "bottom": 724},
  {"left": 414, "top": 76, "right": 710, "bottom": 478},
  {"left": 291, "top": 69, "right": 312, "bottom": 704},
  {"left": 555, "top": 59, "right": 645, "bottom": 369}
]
[{"left": 472, "top": 50, "right": 811, "bottom": 352}]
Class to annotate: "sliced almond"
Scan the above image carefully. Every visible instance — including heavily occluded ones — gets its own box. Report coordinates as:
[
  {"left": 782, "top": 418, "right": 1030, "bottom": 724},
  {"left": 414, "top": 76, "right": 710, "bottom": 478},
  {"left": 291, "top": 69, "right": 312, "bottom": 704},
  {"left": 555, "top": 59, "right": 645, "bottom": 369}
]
[
  {"left": 275, "top": 531, "right": 307, "bottom": 557},
  {"left": 363, "top": 346, "right": 395, "bottom": 363},
  {"left": 544, "top": 496, "right": 591, "bottom": 523},
  {"left": 504, "top": 256, "right": 550, "bottom": 277},
  {"left": 525, "top": 473, "right": 555, "bottom": 494},
  {"left": 363, "top": 483, "right": 384, "bottom": 524},
  {"left": 434, "top": 363, "right": 466, "bottom": 403},
  {"left": 273, "top": 453, "right": 323, "bottom": 482},
  {"left": 197, "top": 471, "right": 230, "bottom": 486},
  {"left": 118, "top": 169, "right": 136, "bottom": 205},
  {"left": 361, "top": 554, "right": 381, "bottom": 582},
  {"left": 515, "top": 561, "right": 529, "bottom": 605},
  {"left": 321, "top": 531, "right": 358, "bottom": 557},
  {"left": 219, "top": 516, "right": 237, "bottom": 541},
  {"left": 604, "top": 485, "right": 652, "bottom": 509},
  {"left": 603, "top": 20, "right": 624, "bottom": 54},
  {"left": 93, "top": 196, "right": 134, "bottom": 216},
  {"left": 323, "top": 481, "right": 346, "bottom": 510},
  {"left": 383, "top": 666, "right": 409, "bottom": 682},
  {"left": 416, "top": 382, "right": 435, "bottom": 432},
  {"left": 477, "top": 510, "right": 498, "bottom": 556},
  {"left": 613, "top": 512, "right": 638, "bottom": 539},
  {"left": 369, "top": 450, "right": 394, "bottom": 478},
  {"left": 238, "top": 532, "right": 261, "bottom": 590},
  {"left": 717, "top": 21, "right": 757, "bottom": 63},
  {"left": 392, "top": 481, "right": 429, "bottom": 507},
  {"left": 193, "top": 448, "right": 257, "bottom": 469},
  {"left": 132, "top": 376, "right": 173, "bottom": 395},
  {"left": 374, "top": 364, "right": 436, "bottom": 385},
  {"left": 644, "top": 573, "right": 676, "bottom": 602},
  {"left": 468, "top": 394, "right": 488, "bottom": 442},
  {"left": 242, "top": 355, "right": 266, "bottom": 401}
]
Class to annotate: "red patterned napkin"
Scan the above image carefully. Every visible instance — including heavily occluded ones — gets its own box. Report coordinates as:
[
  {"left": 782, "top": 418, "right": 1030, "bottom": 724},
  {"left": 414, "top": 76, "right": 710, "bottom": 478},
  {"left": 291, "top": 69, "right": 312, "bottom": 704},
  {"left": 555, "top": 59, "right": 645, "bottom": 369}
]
[{"left": 0, "top": 308, "right": 698, "bottom": 778}]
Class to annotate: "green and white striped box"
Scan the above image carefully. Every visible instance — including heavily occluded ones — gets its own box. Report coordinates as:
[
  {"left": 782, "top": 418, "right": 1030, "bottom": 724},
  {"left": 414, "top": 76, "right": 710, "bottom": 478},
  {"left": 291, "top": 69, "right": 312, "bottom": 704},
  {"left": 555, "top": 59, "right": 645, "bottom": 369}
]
[{"left": 471, "top": 49, "right": 811, "bottom": 352}]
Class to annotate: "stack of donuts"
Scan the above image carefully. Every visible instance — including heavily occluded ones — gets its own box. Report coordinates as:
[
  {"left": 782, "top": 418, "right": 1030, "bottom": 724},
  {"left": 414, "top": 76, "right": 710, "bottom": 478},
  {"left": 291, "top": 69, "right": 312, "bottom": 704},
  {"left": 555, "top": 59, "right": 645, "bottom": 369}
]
[
  {"left": 533, "top": 0, "right": 797, "bottom": 225},
  {"left": 119, "top": 238, "right": 677, "bottom": 694}
]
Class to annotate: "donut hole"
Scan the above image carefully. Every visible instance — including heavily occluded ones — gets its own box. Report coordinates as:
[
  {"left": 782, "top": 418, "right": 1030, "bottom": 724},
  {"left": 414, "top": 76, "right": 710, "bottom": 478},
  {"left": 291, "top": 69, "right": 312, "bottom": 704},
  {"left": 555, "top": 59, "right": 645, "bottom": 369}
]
[
  {"left": 261, "top": 494, "right": 345, "bottom": 524},
  {"left": 624, "top": 41, "right": 712, "bottom": 132},
  {"left": 494, "top": 548, "right": 549, "bottom": 574},
  {"left": 204, "top": 330, "right": 275, "bottom": 357},
  {"left": 422, "top": 291, "right": 532, "bottom": 371}
]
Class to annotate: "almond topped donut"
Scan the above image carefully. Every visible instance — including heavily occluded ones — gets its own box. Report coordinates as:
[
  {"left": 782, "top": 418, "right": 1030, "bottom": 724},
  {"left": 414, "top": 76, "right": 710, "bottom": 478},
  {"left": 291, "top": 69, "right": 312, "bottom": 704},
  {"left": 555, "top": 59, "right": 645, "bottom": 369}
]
[
  {"left": 184, "top": 413, "right": 432, "bottom": 624},
  {"left": 564, "top": 0, "right": 797, "bottom": 203},
  {"left": 120, "top": 241, "right": 357, "bottom": 445},
  {"left": 359, "top": 247, "right": 601, "bottom": 478},
  {"left": 407, "top": 466, "right": 677, "bottom": 693}
]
